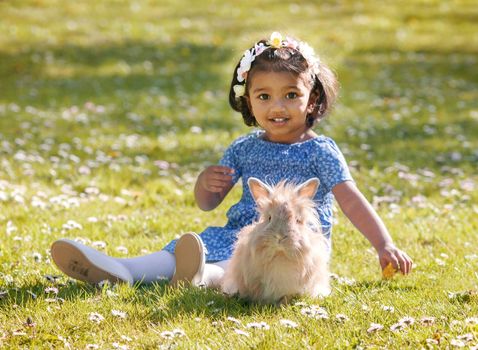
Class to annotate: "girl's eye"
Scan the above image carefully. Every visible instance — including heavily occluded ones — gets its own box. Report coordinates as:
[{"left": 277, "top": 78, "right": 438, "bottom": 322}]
[
  {"left": 286, "top": 92, "right": 298, "bottom": 99},
  {"left": 258, "top": 94, "right": 270, "bottom": 100}
]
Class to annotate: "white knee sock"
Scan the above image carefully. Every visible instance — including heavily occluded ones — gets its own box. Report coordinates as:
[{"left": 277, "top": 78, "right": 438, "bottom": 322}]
[
  {"left": 117, "top": 250, "right": 175, "bottom": 283},
  {"left": 201, "top": 260, "right": 229, "bottom": 288},
  {"left": 118, "top": 252, "right": 229, "bottom": 286}
]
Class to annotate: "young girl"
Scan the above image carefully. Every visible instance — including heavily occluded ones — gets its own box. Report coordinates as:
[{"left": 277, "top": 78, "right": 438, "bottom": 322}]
[{"left": 51, "top": 32, "right": 413, "bottom": 289}]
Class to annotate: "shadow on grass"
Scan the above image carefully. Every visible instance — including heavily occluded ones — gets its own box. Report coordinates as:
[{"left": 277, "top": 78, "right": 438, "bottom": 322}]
[
  {"left": 134, "top": 283, "right": 282, "bottom": 322},
  {"left": 1, "top": 276, "right": 425, "bottom": 325},
  {"left": 0, "top": 40, "right": 236, "bottom": 131},
  {"left": 0, "top": 279, "right": 99, "bottom": 308},
  {"left": 0, "top": 278, "right": 274, "bottom": 319},
  {"left": 0, "top": 39, "right": 232, "bottom": 93}
]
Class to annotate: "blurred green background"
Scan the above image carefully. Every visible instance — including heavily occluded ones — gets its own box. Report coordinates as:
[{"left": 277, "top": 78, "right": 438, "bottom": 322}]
[
  {"left": 0, "top": 0, "right": 477, "bottom": 254},
  {"left": 1, "top": 0, "right": 476, "bottom": 171},
  {"left": 1, "top": 0, "right": 477, "bottom": 281}
]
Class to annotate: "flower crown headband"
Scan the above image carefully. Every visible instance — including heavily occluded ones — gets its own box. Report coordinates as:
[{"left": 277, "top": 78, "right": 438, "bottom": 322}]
[{"left": 233, "top": 32, "right": 320, "bottom": 98}]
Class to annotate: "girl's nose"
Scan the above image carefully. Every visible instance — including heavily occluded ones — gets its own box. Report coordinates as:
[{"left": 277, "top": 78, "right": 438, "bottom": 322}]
[{"left": 270, "top": 98, "right": 286, "bottom": 113}]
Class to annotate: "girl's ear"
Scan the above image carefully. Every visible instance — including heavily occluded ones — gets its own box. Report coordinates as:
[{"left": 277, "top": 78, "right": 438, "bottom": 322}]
[
  {"left": 248, "top": 177, "right": 272, "bottom": 203},
  {"left": 307, "top": 92, "right": 318, "bottom": 113}
]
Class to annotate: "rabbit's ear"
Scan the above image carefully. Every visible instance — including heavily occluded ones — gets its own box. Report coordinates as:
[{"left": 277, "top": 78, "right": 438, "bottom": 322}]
[
  {"left": 248, "top": 177, "right": 272, "bottom": 203},
  {"left": 297, "top": 178, "right": 320, "bottom": 199}
]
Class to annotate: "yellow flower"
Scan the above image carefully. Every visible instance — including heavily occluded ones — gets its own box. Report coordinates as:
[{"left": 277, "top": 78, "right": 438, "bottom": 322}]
[
  {"left": 382, "top": 263, "right": 396, "bottom": 279},
  {"left": 269, "top": 32, "right": 283, "bottom": 48}
]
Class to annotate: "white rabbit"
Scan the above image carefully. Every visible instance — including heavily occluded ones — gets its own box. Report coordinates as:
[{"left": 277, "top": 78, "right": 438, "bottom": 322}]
[{"left": 221, "top": 177, "right": 331, "bottom": 304}]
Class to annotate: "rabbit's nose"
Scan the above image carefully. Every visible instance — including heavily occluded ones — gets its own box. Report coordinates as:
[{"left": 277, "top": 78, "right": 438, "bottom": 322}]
[
  {"left": 275, "top": 231, "right": 289, "bottom": 242},
  {"left": 278, "top": 235, "right": 288, "bottom": 244}
]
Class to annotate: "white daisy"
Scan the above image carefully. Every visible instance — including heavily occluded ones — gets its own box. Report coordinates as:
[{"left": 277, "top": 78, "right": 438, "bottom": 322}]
[
  {"left": 246, "top": 321, "right": 270, "bottom": 330},
  {"left": 279, "top": 319, "right": 298, "bottom": 328},
  {"left": 111, "top": 310, "right": 127, "bottom": 319},
  {"left": 367, "top": 323, "right": 384, "bottom": 333},
  {"left": 88, "top": 312, "right": 105, "bottom": 324}
]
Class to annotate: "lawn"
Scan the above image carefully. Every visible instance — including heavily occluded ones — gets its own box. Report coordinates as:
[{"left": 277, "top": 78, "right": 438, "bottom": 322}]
[{"left": 1, "top": 0, "right": 477, "bottom": 348}]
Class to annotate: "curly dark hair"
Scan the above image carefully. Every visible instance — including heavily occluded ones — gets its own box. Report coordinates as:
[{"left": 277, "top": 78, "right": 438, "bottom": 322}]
[{"left": 228, "top": 39, "right": 338, "bottom": 128}]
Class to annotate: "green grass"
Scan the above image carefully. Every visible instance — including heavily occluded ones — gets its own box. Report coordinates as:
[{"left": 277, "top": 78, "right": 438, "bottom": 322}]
[{"left": 1, "top": 0, "right": 477, "bottom": 348}]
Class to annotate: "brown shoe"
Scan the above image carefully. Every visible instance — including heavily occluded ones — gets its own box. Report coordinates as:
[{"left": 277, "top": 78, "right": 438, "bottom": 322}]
[
  {"left": 170, "top": 232, "right": 205, "bottom": 287},
  {"left": 50, "top": 239, "right": 134, "bottom": 285}
]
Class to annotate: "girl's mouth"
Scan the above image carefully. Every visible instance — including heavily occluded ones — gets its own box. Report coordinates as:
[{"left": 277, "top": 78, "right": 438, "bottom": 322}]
[{"left": 270, "top": 117, "right": 289, "bottom": 123}]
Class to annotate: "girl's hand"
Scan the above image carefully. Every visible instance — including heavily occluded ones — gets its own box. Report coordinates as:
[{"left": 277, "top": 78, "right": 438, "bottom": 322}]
[
  {"left": 198, "top": 166, "right": 235, "bottom": 193},
  {"left": 378, "top": 244, "right": 413, "bottom": 275}
]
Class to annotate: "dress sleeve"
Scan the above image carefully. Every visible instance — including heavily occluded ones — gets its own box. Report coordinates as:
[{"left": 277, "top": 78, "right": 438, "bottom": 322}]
[
  {"left": 218, "top": 139, "right": 242, "bottom": 185},
  {"left": 315, "top": 138, "right": 353, "bottom": 193}
]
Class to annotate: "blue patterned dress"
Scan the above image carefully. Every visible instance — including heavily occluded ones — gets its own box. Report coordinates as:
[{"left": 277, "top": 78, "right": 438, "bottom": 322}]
[{"left": 163, "top": 130, "right": 353, "bottom": 262}]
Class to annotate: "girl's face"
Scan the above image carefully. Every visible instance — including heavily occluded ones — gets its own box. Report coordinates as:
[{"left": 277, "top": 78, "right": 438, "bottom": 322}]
[{"left": 246, "top": 70, "right": 315, "bottom": 144}]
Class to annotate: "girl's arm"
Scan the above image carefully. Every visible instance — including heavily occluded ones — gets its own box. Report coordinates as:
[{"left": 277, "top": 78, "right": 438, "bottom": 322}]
[
  {"left": 332, "top": 180, "right": 413, "bottom": 274},
  {"left": 194, "top": 165, "right": 235, "bottom": 211}
]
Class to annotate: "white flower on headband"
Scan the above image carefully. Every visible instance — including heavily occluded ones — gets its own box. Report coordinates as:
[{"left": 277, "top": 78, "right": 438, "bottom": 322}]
[
  {"left": 269, "top": 32, "right": 283, "bottom": 48},
  {"left": 254, "top": 43, "right": 266, "bottom": 56},
  {"left": 233, "top": 84, "right": 246, "bottom": 97},
  {"left": 236, "top": 48, "right": 255, "bottom": 83},
  {"left": 298, "top": 41, "right": 320, "bottom": 68},
  {"left": 285, "top": 36, "right": 299, "bottom": 50}
]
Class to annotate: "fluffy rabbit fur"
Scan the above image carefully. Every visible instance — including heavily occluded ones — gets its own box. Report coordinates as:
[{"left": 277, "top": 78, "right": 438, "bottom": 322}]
[{"left": 221, "top": 177, "right": 330, "bottom": 304}]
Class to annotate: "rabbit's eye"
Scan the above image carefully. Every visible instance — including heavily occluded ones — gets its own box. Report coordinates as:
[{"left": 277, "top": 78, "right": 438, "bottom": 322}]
[
  {"left": 296, "top": 218, "right": 303, "bottom": 224},
  {"left": 268, "top": 215, "right": 272, "bottom": 222}
]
